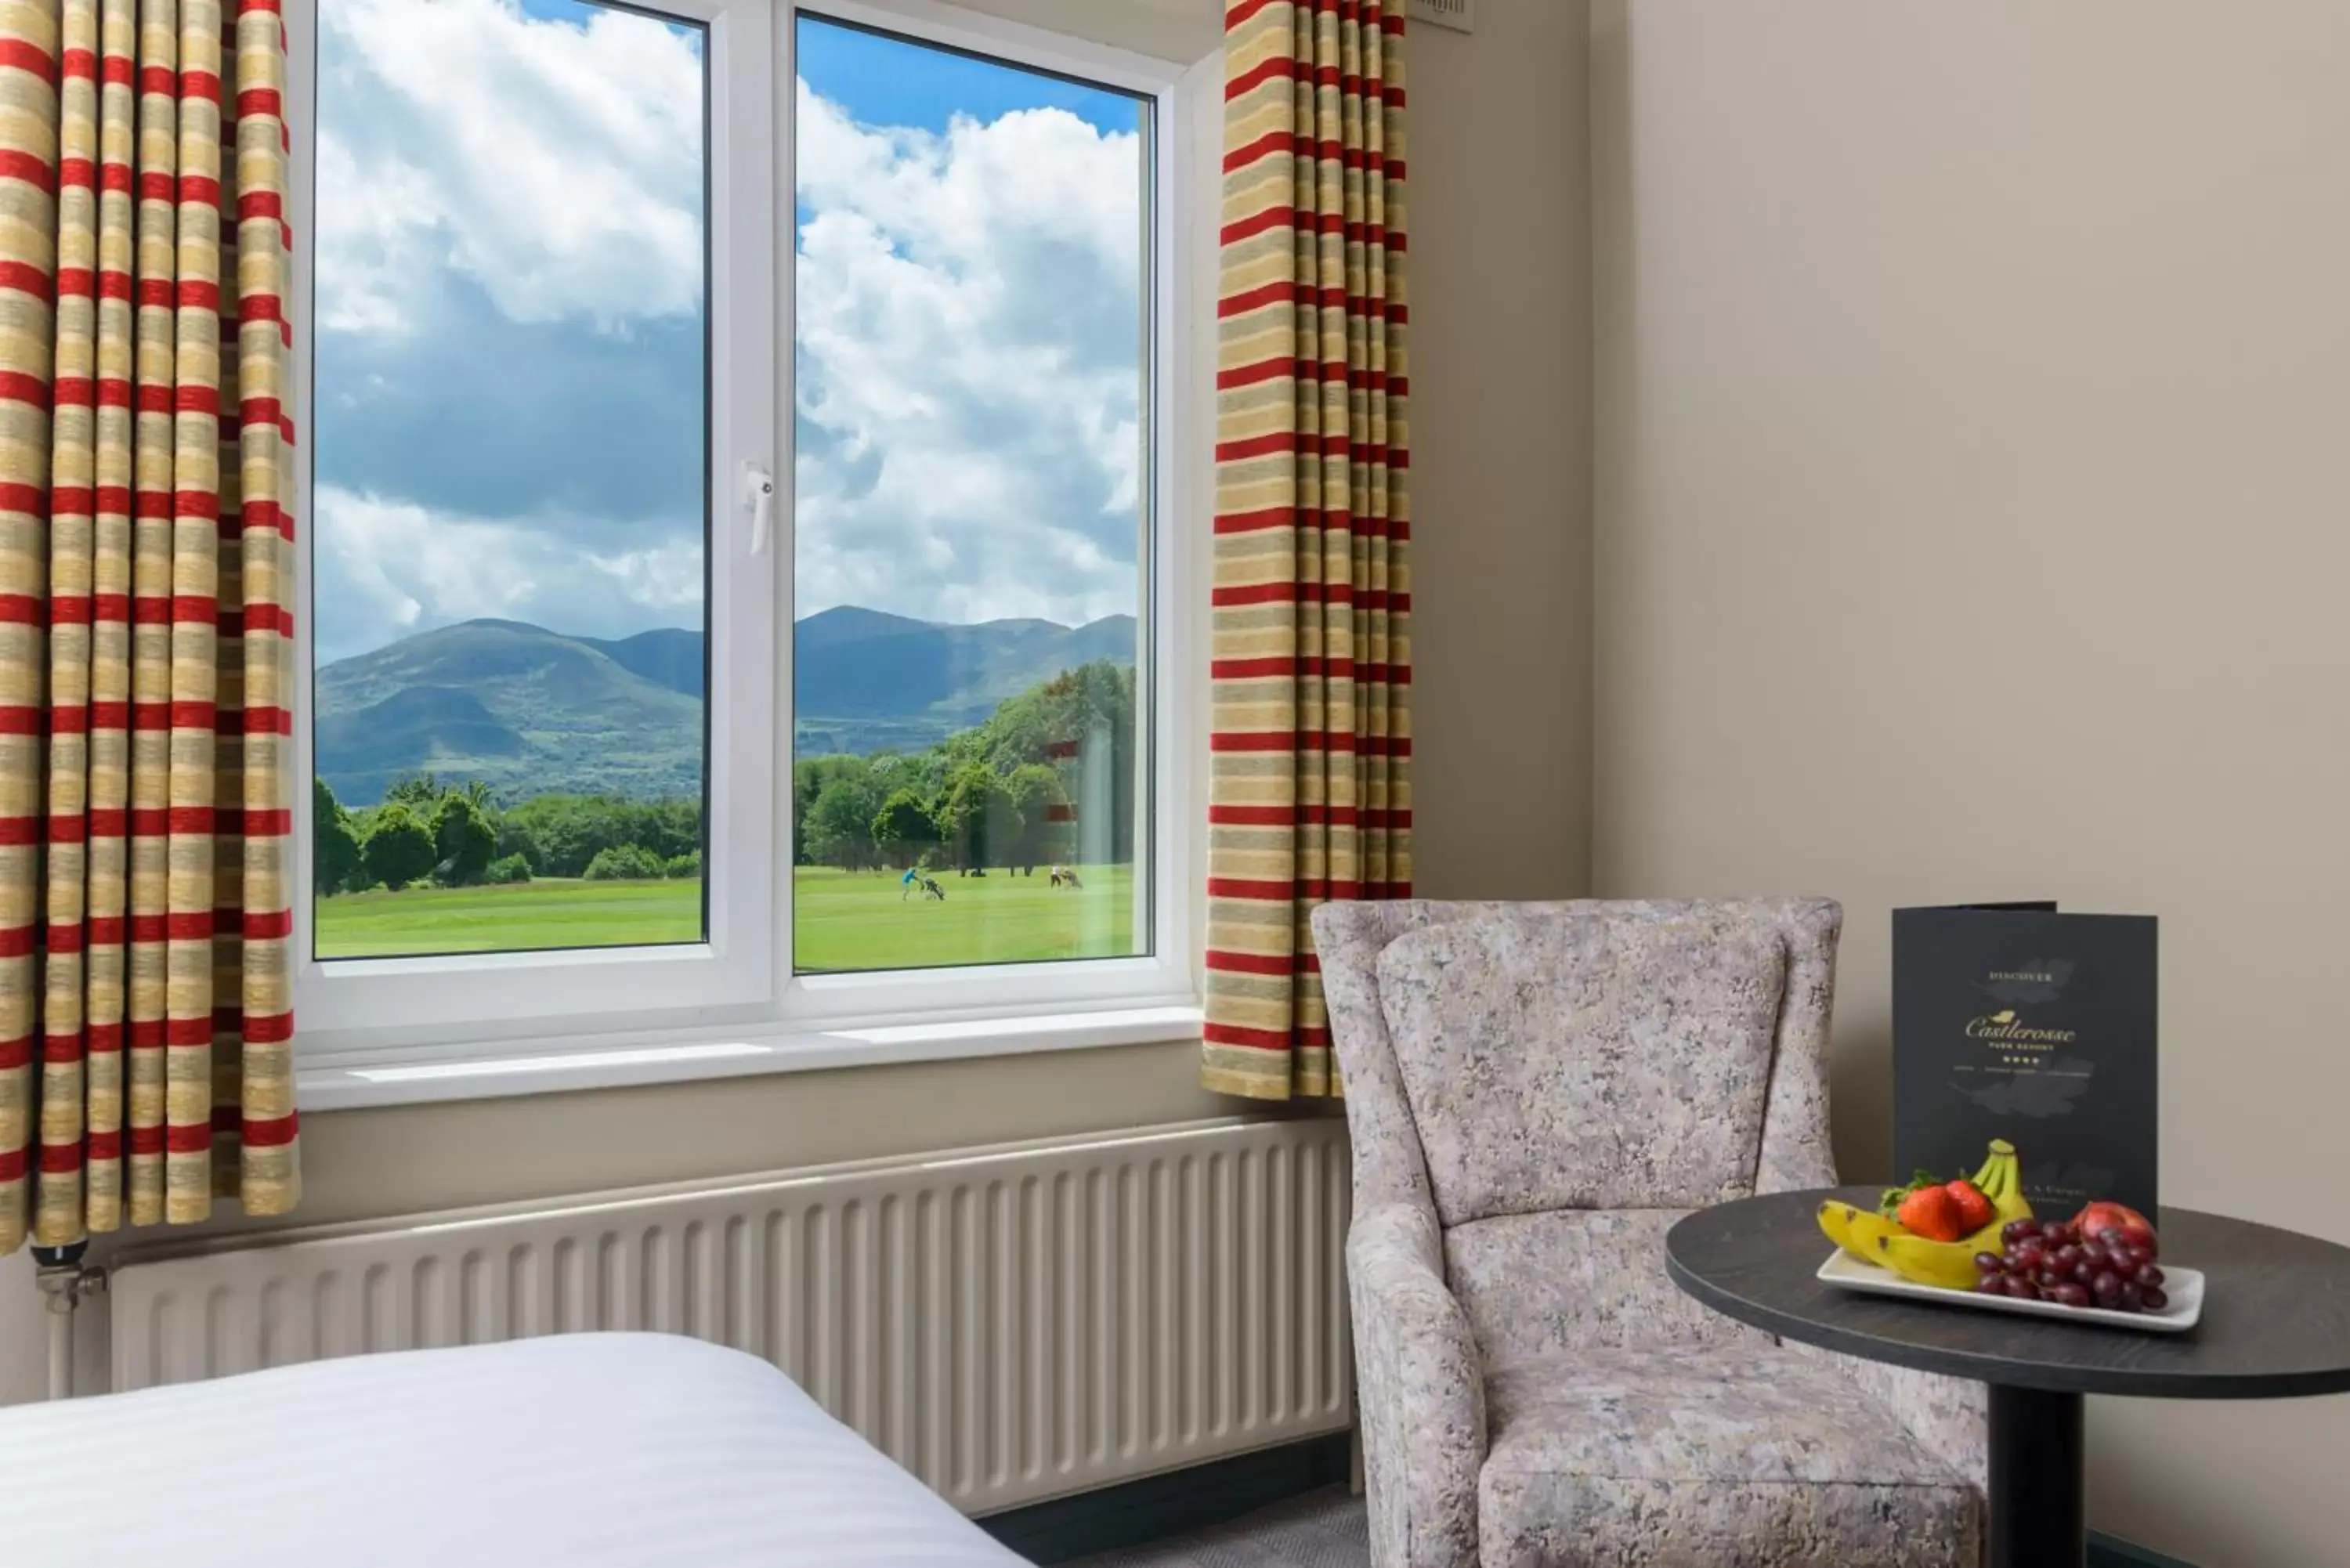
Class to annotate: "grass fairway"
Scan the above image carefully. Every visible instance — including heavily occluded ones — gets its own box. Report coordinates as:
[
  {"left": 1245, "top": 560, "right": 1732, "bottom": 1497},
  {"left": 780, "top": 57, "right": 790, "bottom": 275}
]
[
  {"left": 314, "top": 877, "right": 703, "bottom": 959},
  {"left": 315, "top": 865, "right": 1137, "bottom": 969},
  {"left": 791, "top": 864, "right": 1136, "bottom": 973}
]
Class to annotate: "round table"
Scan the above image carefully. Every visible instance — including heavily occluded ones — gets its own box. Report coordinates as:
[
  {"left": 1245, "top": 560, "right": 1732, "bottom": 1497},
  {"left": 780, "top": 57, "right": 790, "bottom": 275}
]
[{"left": 1665, "top": 1187, "right": 2350, "bottom": 1568}]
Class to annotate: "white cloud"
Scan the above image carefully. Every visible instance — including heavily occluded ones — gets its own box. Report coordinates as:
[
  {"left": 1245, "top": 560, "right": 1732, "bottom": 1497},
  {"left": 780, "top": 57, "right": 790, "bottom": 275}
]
[
  {"left": 313, "top": 135, "right": 442, "bottom": 334},
  {"left": 790, "top": 82, "right": 1148, "bottom": 627},
  {"left": 312, "top": 2, "right": 1147, "bottom": 652},
  {"left": 316, "top": 0, "right": 703, "bottom": 332},
  {"left": 313, "top": 485, "right": 703, "bottom": 665}
]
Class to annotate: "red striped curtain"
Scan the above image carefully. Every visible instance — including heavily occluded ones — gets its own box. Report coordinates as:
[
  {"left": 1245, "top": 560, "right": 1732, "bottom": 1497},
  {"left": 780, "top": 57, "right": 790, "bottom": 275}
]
[
  {"left": 1202, "top": 0, "right": 1409, "bottom": 1101},
  {"left": 0, "top": 0, "right": 299, "bottom": 1255}
]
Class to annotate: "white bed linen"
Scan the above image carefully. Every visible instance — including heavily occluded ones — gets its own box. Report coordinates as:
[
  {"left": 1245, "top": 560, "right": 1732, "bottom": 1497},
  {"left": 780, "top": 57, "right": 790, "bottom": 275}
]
[{"left": 0, "top": 1332, "right": 1029, "bottom": 1566}]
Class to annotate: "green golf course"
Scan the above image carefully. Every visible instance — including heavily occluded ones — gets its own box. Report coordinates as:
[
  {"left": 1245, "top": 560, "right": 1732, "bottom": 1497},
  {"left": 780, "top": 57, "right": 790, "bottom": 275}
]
[{"left": 314, "top": 864, "right": 1138, "bottom": 972}]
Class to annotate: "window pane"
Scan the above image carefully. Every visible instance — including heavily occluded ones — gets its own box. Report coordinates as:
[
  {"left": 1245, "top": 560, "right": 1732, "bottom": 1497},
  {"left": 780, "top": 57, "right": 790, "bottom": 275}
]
[
  {"left": 310, "top": 0, "right": 710, "bottom": 959},
  {"left": 790, "top": 16, "right": 1151, "bottom": 974}
]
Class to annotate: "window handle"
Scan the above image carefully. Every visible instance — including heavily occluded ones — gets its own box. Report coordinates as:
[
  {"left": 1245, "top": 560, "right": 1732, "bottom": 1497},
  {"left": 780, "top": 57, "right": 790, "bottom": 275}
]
[{"left": 743, "top": 463, "right": 776, "bottom": 555}]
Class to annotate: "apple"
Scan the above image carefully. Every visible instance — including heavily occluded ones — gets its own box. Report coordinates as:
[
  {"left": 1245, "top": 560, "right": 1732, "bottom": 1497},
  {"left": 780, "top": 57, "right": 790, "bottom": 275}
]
[{"left": 2071, "top": 1200, "right": 2158, "bottom": 1259}]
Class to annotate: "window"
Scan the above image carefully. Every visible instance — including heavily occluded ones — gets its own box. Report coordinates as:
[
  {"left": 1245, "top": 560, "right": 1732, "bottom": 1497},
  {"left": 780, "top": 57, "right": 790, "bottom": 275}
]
[
  {"left": 309, "top": 0, "right": 713, "bottom": 962},
  {"left": 291, "top": 0, "right": 1195, "bottom": 1063},
  {"left": 790, "top": 16, "right": 1152, "bottom": 975}
]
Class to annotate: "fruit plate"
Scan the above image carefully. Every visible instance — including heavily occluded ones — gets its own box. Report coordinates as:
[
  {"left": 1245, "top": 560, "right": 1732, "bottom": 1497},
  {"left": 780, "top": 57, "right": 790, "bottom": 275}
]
[{"left": 1817, "top": 1251, "right": 2204, "bottom": 1333}]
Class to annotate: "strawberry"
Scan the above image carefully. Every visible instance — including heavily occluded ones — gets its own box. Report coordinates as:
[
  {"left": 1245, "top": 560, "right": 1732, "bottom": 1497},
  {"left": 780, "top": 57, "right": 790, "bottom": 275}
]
[
  {"left": 1896, "top": 1184, "right": 1969, "bottom": 1242},
  {"left": 1943, "top": 1179, "right": 1995, "bottom": 1234}
]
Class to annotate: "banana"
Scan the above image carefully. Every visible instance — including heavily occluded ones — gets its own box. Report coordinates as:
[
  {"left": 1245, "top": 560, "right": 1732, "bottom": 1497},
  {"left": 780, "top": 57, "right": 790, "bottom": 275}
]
[
  {"left": 1817, "top": 1199, "right": 1906, "bottom": 1263},
  {"left": 1969, "top": 1139, "right": 2034, "bottom": 1229},
  {"left": 1824, "top": 1140, "right": 2039, "bottom": 1292},
  {"left": 1866, "top": 1227, "right": 1987, "bottom": 1291}
]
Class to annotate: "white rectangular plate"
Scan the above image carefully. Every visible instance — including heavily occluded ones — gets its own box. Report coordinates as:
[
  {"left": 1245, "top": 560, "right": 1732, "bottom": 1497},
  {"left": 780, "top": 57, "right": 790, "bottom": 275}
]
[{"left": 1817, "top": 1250, "right": 2204, "bottom": 1334}]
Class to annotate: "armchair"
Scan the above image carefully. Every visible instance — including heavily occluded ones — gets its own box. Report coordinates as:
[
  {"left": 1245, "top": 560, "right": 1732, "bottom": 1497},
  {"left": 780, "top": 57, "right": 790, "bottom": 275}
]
[{"left": 1314, "top": 898, "right": 1986, "bottom": 1568}]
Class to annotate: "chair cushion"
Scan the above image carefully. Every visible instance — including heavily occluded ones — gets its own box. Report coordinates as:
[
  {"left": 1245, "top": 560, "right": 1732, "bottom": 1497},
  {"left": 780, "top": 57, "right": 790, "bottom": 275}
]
[
  {"left": 1374, "top": 912, "right": 1788, "bottom": 1226},
  {"left": 1477, "top": 1346, "right": 1979, "bottom": 1567},
  {"left": 1444, "top": 1209, "right": 1770, "bottom": 1364}
]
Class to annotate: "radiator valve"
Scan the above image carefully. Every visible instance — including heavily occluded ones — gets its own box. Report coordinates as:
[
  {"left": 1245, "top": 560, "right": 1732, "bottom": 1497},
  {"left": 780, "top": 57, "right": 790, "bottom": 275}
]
[{"left": 32, "top": 1242, "right": 107, "bottom": 1317}]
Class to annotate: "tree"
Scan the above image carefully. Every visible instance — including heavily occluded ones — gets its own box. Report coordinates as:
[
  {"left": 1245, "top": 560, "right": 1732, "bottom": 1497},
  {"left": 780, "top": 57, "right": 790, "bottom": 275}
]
[
  {"left": 431, "top": 790, "right": 498, "bottom": 886},
  {"left": 313, "top": 777, "right": 363, "bottom": 894},
  {"left": 381, "top": 772, "right": 445, "bottom": 810},
  {"left": 483, "top": 853, "right": 532, "bottom": 884},
  {"left": 494, "top": 812, "right": 544, "bottom": 874},
  {"left": 493, "top": 792, "right": 704, "bottom": 877},
  {"left": 501, "top": 794, "right": 629, "bottom": 877},
  {"left": 361, "top": 801, "right": 436, "bottom": 890},
  {"left": 1004, "top": 763, "right": 1070, "bottom": 869},
  {"left": 583, "top": 844, "right": 665, "bottom": 881},
  {"left": 795, "top": 755, "right": 885, "bottom": 865},
  {"left": 936, "top": 763, "right": 1020, "bottom": 870},
  {"left": 961, "top": 659, "right": 1137, "bottom": 864},
  {"left": 803, "top": 768, "right": 886, "bottom": 870},
  {"left": 871, "top": 788, "right": 941, "bottom": 868}
]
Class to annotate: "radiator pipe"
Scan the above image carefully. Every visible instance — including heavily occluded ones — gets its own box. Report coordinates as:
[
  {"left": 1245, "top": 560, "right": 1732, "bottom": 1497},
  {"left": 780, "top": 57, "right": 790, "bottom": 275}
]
[{"left": 31, "top": 1243, "right": 105, "bottom": 1402}]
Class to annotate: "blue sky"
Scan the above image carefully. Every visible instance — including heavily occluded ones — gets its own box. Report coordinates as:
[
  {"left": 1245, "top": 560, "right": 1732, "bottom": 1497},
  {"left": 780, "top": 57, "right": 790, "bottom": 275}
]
[
  {"left": 312, "top": 0, "right": 1147, "bottom": 667},
  {"left": 796, "top": 15, "right": 1139, "bottom": 138}
]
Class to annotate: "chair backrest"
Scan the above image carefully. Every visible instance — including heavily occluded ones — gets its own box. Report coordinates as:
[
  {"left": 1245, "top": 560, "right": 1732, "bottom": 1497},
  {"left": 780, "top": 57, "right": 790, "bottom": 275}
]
[{"left": 1314, "top": 899, "right": 1842, "bottom": 1226}]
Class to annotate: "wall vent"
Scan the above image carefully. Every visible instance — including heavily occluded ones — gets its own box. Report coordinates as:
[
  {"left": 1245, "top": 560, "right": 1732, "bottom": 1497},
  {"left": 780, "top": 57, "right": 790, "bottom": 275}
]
[{"left": 1408, "top": 0, "right": 1473, "bottom": 34}]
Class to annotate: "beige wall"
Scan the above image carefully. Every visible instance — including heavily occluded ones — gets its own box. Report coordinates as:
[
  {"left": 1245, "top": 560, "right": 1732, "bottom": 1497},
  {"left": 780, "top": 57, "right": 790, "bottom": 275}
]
[
  {"left": 0, "top": 1255, "right": 38, "bottom": 1405},
  {"left": 1, "top": 0, "right": 1593, "bottom": 1400},
  {"left": 1592, "top": 2, "right": 2350, "bottom": 1562},
  {"left": 1410, "top": 0, "right": 1593, "bottom": 901}
]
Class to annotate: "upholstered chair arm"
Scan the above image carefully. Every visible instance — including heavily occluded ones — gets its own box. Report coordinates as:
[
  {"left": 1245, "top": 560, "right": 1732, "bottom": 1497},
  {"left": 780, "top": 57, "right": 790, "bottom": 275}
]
[
  {"left": 1349, "top": 1201, "right": 1485, "bottom": 1568},
  {"left": 1785, "top": 1339, "right": 1987, "bottom": 1491}
]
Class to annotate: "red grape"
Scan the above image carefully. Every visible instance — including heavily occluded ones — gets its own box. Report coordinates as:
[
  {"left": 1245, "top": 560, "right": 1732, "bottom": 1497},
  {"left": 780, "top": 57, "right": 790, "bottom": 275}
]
[
  {"left": 2118, "top": 1281, "right": 2145, "bottom": 1311},
  {"left": 2046, "top": 1282, "right": 2092, "bottom": 1308},
  {"left": 1975, "top": 1276, "right": 2010, "bottom": 1295},
  {"left": 2141, "top": 1286, "right": 2170, "bottom": 1312},
  {"left": 2092, "top": 1271, "right": 2124, "bottom": 1307},
  {"left": 2012, "top": 1241, "right": 2048, "bottom": 1272},
  {"left": 2008, "top": 1279, "right": 2041, "bottom": 1302},
  {"left": 1974, "top": 1252, "right": 2005, "bottom": 1275},
  {"left": 2052, "top": 1245, "right": 2085, "bottom": 1274},
  {"left": 2002, "top": 1219, "right": 2041, "bottom": 1247},
  {"left": 2134, "top": 1263, "right": 2164, "bottom": 1288}
]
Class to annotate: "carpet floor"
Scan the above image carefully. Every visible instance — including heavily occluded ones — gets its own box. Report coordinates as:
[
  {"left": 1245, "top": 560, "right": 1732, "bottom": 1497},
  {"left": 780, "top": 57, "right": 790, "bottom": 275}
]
[{"left": 1067, "top": 1488, "right": 1369, "bottom": 1568}]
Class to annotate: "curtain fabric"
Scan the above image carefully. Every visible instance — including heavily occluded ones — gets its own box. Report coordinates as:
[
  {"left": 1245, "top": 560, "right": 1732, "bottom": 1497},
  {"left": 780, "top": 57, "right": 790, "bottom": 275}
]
[
  {"left": 0, "top": 0, "right": 298, "bottom": 1255},
  {"left": 1202, "top": 0, "right": 1409, "bottom": 1101}
]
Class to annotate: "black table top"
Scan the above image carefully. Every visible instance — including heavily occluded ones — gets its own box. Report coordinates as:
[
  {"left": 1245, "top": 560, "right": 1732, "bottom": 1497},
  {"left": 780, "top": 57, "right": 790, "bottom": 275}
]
[{"left": 1666, "top": 1187, "right": 2350, "bottom": 1399}]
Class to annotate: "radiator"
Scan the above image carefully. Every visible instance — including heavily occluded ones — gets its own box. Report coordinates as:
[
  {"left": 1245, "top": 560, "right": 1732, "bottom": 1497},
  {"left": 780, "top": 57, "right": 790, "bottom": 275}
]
[{"left": 105, "top": 1115, "right": 1353, "bottom": 1514}]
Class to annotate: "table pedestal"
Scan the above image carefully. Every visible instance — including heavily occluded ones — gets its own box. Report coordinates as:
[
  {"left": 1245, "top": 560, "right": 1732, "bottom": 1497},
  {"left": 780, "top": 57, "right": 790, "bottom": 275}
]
[{"left": 1987, "top": 1384, "right": 2084, "bottom": 1568}]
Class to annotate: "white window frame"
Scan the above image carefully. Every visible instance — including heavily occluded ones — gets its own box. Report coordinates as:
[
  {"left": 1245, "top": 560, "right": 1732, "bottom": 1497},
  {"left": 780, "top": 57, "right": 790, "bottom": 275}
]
[{"left": 287, "top": 0, "right": 1203, "bottom": 1086}]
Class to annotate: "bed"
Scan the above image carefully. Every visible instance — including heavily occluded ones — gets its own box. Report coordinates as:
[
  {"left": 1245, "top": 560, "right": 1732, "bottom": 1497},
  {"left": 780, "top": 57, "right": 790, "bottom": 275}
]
[{"left": 0, "top": 1332, "right": 1028, "bottom": 1566}]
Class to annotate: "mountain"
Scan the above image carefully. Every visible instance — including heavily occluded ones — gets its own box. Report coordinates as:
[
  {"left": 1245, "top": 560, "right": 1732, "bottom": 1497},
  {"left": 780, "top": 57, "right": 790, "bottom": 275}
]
[
  {"left": 315, "top": 609, "right": 1139, "bottom": 804},
  {"left": 582, "top": 627, "right": 704, "bottom": 699},
  {"left": 316, "top": 620, "right": 703, "bottom": 806},
  {"left": 790, "top": 605, "right": 1139, "bottom": 757}
]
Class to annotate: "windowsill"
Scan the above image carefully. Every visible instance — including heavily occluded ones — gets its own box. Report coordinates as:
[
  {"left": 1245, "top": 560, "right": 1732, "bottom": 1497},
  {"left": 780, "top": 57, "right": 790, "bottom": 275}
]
[{"left": 295, "top": 1003, "right": 1206, "bottom": 1113}]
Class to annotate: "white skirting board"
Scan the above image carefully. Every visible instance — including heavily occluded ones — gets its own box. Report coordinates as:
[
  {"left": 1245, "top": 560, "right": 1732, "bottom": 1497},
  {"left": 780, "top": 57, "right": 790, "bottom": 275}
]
[{"left": 102, "top": 1115, "right": 1354, "bottom": 1516}]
